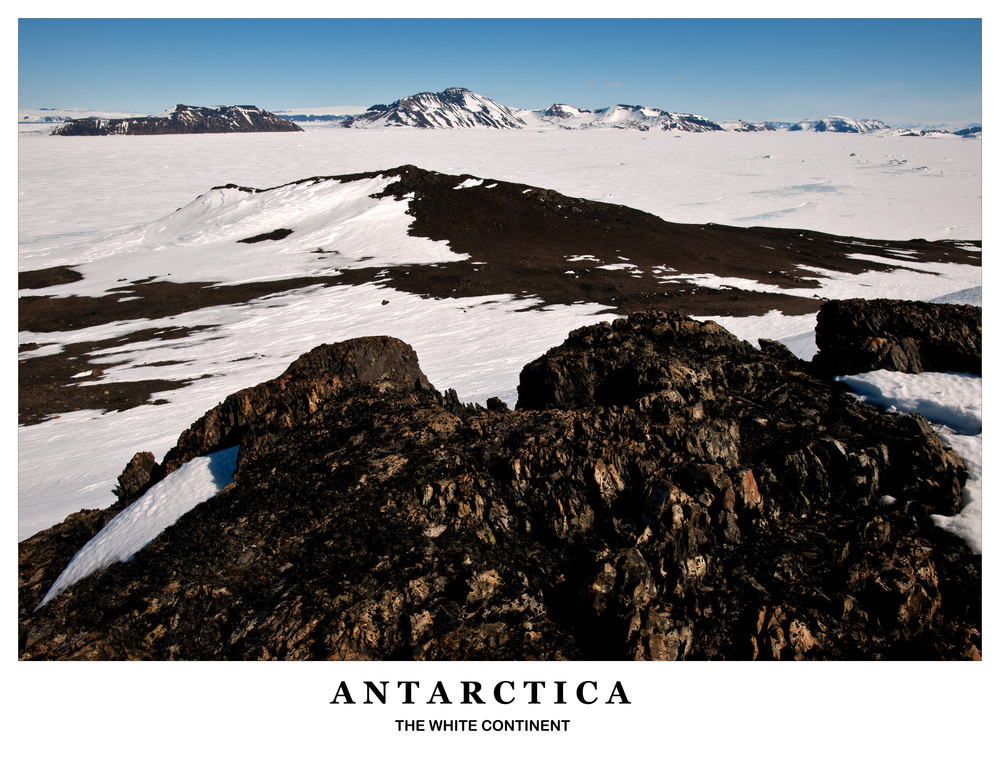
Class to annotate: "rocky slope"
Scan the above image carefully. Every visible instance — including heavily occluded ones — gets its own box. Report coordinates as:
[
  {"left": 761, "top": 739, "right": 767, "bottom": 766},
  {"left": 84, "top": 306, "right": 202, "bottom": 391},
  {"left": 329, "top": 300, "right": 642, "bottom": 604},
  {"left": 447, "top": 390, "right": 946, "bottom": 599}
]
[
  {"left": 19, "top": 311, "right": 980, "bottom": 660},
  {"left": 52, "top": 104, "right": 303, "bottom": 136},
  {"left": 719, "top": 120, "right": 776, "bottom": 132},
  {"left": 813, "top": 298, "right": 982, "bottom": 376}
]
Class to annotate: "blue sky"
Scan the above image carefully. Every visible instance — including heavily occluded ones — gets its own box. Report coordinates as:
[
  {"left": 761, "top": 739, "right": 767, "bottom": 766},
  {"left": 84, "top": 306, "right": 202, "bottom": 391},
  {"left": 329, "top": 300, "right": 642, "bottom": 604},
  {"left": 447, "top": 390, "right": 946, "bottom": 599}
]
[{"left": 18, "top": 17, "right": 983, "bottom": 126}]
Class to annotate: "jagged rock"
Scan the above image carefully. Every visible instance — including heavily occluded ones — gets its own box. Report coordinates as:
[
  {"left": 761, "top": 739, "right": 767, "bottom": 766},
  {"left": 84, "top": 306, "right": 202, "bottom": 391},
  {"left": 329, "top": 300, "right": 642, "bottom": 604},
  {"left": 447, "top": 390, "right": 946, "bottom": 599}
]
[
  {"left": 18, "top": 312, "right": 980, "bottom": 660},
  {"left": 812, "top": 298, "right": 981, "bottom": 376},
  {"left": 112, "top": 451, "right": 158, "bottom": 505},
  {"left": 159, "top": 336, "right": 433, "bottom": 476}
]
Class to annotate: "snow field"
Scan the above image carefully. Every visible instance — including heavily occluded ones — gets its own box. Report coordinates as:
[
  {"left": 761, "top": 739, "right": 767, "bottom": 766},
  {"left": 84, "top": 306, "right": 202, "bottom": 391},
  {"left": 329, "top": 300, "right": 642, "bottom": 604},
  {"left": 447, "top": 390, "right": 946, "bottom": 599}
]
[{"left": 19, "top": 129, "right": 982, "bottom": 249}]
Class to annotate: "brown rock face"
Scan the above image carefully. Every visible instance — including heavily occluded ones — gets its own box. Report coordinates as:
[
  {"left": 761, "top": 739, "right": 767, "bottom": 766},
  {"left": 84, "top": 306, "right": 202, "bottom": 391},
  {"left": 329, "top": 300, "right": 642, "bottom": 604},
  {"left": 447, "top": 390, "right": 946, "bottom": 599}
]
[
  {"left": 113, "top": 452, "right": 158, "bottom": 503},
  {"left": 159, "top": 336, "right": 433, "bottom": 475},
  {"left": 812, "top": 298, "right": 981, "bottom": 376},
  {"left": 18, "top": 312, "right": 980, "bottom": 660}
]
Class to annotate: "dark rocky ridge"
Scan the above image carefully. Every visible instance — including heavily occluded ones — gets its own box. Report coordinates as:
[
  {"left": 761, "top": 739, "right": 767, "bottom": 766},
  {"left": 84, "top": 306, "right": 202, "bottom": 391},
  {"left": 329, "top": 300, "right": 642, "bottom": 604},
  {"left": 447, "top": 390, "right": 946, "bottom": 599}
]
[
  {"left": 328, "top": 166, "right": 980, "bottom": 315},
  {"left": 18, "top": 165, "right": 981, "bottom": 427},
  {"left": 813, "top": 298, "right": 981, "bottom": 376},
  {"left": 52, "top": 105, "right": 303, "bottom": 136},
  {"left": 19, "top": 311, "right": 980, "bottom": 660}
]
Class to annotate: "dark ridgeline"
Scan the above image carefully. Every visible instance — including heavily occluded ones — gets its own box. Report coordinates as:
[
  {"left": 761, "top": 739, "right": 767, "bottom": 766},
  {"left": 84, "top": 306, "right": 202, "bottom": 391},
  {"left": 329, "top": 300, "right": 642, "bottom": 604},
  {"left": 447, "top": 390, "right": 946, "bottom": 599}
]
[{"left": 52, "top": 104, "right": 303, "bottom": 136}]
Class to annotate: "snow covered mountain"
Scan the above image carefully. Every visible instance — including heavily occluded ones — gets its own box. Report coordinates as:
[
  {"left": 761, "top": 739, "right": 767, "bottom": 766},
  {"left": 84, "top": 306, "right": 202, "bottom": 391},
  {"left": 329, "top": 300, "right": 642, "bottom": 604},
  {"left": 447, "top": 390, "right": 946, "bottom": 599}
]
[
  {"left": 788, "top": 116, "right": 890, "bottom": 133},
  {"left": 52, "top": 104, "right": 303, "bottom": 136},
  {"left": 519, "top": 102, "right": 724, "bottom": 132},
  {"left": 718, "top": 119, "right": 776, "bottom": 132},
  {"left": 30, "top": 94, "right": 975, "bottom": 139},
  {"left": 344, "top": 88, "right": 526, "bottom": 129},
  {"left": 340, "top": 89, "right": 724, "bottom": 132}
]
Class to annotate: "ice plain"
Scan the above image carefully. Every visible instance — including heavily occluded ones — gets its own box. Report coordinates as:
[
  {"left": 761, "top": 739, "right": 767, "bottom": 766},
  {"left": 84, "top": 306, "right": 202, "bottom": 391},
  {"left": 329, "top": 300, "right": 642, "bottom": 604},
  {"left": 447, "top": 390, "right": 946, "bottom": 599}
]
[{"left": 17, "top": 126, "right": 983, "bottom": 546}]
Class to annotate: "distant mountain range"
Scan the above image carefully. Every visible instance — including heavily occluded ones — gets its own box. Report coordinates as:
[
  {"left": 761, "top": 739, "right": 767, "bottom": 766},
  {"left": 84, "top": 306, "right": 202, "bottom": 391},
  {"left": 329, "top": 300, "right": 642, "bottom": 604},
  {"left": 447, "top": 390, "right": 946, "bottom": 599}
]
[
  {"left": 787, "top": 116, "right": 890, "bottom": 133},
  {"left": 335, "top": 87, "right": 732, "bottom": 132},
  {"left": 526, "top": 101, "right": 728, "bottom": 132},
  {"left": 304, "top": 88, "right": 980, "bottom": 136},
  {"left": 50, "top": 104, "right": 302, "bottom": 136},
  {"left": 25, "top": 89, "right": 981, "bottom": 137}
]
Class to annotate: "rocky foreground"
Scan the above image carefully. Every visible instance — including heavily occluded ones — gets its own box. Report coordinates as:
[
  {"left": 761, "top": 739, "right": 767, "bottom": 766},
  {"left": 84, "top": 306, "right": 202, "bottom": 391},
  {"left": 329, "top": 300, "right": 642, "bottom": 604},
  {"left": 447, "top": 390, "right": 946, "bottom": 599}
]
[{"left": 18, "top": 306, "right": 981, "bottom": 660}]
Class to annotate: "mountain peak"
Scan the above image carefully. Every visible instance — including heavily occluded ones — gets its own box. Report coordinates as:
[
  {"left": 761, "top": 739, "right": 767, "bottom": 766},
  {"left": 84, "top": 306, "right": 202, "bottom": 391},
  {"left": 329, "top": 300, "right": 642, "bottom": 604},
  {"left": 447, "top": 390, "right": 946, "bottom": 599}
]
[{"left": 345, "top": 88, "right": 526, "bottom": 129}]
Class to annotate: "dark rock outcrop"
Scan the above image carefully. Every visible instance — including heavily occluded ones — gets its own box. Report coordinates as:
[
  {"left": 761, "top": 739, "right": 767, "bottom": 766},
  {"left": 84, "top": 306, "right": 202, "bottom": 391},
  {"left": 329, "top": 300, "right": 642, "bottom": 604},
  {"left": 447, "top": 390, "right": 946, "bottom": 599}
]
[
  {"left": 18, "top": 312, "right": 980, "bottom": 660},
  {"left": 112, "top": 452, "right": 158, "bottom": 504},
  {"left": 159, "top": 336, "right": 434, "bottom": 476},
  {"left": 812, "top": 298, "right": 981, "bottom": 376},
  {"left": 52, "top": 105, "right": 303, "bottom": 136}
]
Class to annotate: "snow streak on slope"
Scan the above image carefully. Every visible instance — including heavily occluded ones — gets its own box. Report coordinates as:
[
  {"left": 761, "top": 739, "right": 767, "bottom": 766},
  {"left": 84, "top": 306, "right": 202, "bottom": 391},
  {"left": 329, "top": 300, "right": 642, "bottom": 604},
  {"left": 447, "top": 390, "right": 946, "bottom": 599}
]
[{"left": 37, "top": 446, "right": 240, "bottom": 607}]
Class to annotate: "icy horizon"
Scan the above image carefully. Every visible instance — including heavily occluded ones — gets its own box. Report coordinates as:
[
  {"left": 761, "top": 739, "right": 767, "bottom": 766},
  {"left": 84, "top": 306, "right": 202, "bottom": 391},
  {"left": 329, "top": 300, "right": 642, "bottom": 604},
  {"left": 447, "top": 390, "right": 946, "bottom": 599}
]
[{"left": 19, "top": 103, "right": 984, "bottom": 135}]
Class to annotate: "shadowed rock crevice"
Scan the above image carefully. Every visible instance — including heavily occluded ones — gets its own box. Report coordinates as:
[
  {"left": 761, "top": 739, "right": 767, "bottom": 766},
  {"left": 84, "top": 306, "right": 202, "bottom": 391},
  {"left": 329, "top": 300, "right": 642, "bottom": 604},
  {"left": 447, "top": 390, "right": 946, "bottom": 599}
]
[{"left": 19, "top": 311, "right": 980, "bottom": 660}]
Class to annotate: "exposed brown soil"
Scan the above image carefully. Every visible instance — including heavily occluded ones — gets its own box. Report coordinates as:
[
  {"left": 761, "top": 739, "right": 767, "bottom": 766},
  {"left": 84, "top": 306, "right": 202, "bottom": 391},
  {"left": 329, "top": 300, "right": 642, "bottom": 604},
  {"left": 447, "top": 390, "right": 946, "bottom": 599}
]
[
  {"left": 337, "top": 165, "right": 979, "bottom": 315},
  {"left": 18, "top": 276, "right": 339, "bottom": 334},
  {"left": 18, "top": 277, "right": 345, "bottom": 425},
  {"left": 18, "top": 327, "right": 214, "bottom": 425},
  {"left": 18, "top": 265, "right": 83, "bottom": 290}
]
